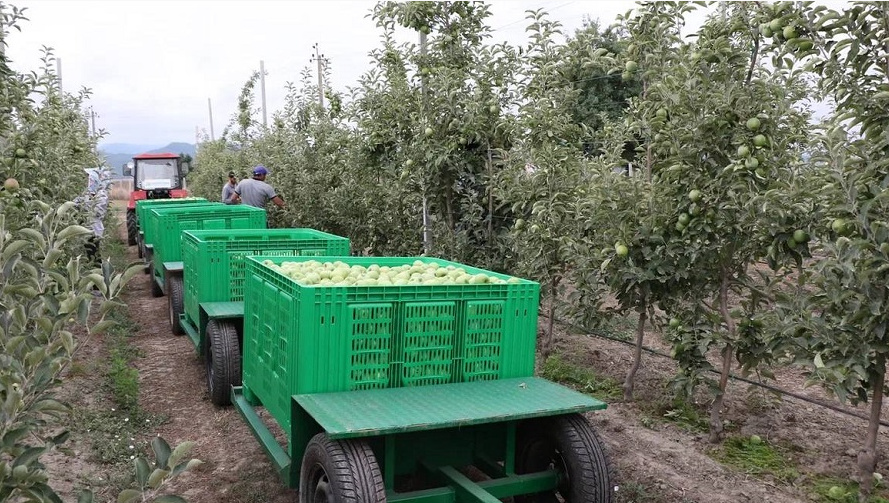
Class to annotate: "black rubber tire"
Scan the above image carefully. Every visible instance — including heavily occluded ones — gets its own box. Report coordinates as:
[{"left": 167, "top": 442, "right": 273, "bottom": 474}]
[
  {"left": 143, "top": 248, "right": 152, "bottom": 275},
  {"left": 514, "top": 413, "right": 614, "bottom": 503},
  {"left": 137, "top": 234, "right": 144, "bottom": 259},
  {"left": 149, "top": 263, "right": 164, "bottom": 298},
  {"left": 167, "top": 274, "right": 185, "bottom": 336},
  {"left": 299, "top": 433, "right": 386, "bottom": 503},
  {"left": 126, "top": 210, "right": 137, "bottom": 246},
  {"left": 206, "top": 319, "right": 241, "bottom": 406}
]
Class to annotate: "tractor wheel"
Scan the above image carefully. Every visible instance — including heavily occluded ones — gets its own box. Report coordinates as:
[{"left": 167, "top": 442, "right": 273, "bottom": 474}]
[
  {"left": 206, "top": 319, "right": 241, "bottom": 406},
  {"left": 148, "top": 263, "right": 164, "bottom": 298},
  {"left": 126, "top": 210, "right": 137, "bottom": 246},
  {"left": 299, "top": 433, "right": 386, "bottom": 503},
  {"left": 167, "top": 274, "right": 185, "bottom": 336},
  {"left": 514, "top": 413, "right": 614, "bottom": 503}
]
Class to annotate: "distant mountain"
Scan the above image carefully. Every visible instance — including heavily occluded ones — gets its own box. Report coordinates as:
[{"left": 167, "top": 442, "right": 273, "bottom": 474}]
[
  {"left": 99, "top": 142, "right": 160, "bottom": 154},
  {"left": 149, "top": 142, "right": 196, "bottom": 158},
  {"left": 100, "top": 142, "right": 196, "bottom": 176}
]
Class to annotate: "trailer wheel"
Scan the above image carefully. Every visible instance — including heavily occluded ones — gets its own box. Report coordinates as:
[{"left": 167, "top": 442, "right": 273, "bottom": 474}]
[
  {"left": 515, "top": 413, "right": 614, "bottom": 503},
  {"left": 126, "top": 210, "right": 137, "bottom": 246},
  {"left": 206, "top": 319, "right": 241, "bottom": 406},
  {"left": 167, "top": 274, "right": 185, "bottom": 336},
  {"left": 143, "top": 248, "right": 152, "bottom": 275},
  {"left": 149, "top": 263, "right": 164, "bottom": 298},
  {"left": 136, "top": 234, "right": 144, "bottom": 259},
  {"left": 299, "top": 433, "right": 386, "bottom": 503}
]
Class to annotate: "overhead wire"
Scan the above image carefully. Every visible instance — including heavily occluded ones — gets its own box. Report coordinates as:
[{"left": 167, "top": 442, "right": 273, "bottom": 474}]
[{"left": 543, "top": 313, "right": 889, "bottom": 429}]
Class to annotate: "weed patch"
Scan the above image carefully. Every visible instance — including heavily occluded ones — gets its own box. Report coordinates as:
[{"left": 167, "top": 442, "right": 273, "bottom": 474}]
[
  {"left": 808, "top": 475, "right": 889, "bottom": 502},
  {"left": 638, "top": 397, "right": 710, "bottom": 433},
  {"left": 712, "top": 435, "right": 798, "bottom": 483},
  {"left": 541, "top": 355, "right": 623, "bottom": 401}
]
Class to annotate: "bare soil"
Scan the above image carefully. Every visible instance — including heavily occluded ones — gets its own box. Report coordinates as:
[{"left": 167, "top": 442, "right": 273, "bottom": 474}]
[{"left": 43, "top": 208, "right": 886, "bottom": 503}]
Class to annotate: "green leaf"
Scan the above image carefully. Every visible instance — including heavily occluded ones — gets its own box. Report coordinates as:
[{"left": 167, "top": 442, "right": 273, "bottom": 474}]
[
  {"left": 135, "top": 457, "right": 151, "bottom": 487},
  {"left": 56, "top": 224, "right": 92, "bottom": 243},
  {"left": 117, "top": 489, "right": 142, "bottom": 503},
  {"left": 2, "top": 239, "right": 31, "bottom": 260},
  {"left": 147, "top": 468, "right": 170, "bottom": 489},
  {"left": 12, "top": 446, "right": 46, "bottom": 467},
  {"left": 167, "top": 441, "right": 195, "bottom": 470},
  {"left": 18, "top": 228, "right": 46, "bottom": 249},
  {"left": 78, "top": 490, "right": 95, "bottom": 503},
  {"left": 151, "top": 437, "right": 172, "bottom": 468},
  {"left": 90, "top": 320, "right": 116, "bottom": 336},
  {"left": 814, "top": 353, "right": 825, "bottom": 368}
]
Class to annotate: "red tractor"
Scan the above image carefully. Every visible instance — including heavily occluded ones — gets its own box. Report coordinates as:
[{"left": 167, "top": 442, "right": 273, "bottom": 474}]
[{"left": 123, "top": 152, "right": 191, "bottom": 246}]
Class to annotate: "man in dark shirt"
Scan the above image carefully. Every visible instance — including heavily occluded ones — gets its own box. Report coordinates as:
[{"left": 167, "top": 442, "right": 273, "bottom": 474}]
[{"left": 231, "top": 166, "right": 284, "bottom": 209}]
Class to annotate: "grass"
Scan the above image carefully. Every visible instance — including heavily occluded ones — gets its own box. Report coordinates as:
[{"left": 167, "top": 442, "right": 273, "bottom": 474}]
[
  {"left": 637, "top": 397, "right": 710, "bottom": 434},
  {"left": 615, "top": 481, "right": 657, "bottom": 503},
  {"left": 712, "top": 435, "right": 799, "bottom": 483},
  {"left": 540, "top": 355, "right": 623, "bottom": 401},
  {"left": 809, "top": 475, "right": 889, "bottom": 502},
  {"left": 100, "top": 223, "right": 144, "bottom": 412},
  {"left": 69, "top": 212, "right": 166, "bottom": 467}
]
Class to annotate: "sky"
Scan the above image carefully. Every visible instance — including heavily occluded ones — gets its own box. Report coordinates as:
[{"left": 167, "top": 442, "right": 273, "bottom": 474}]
[{"left": 4, "top": 1, "right": 711, "bottom": 149}]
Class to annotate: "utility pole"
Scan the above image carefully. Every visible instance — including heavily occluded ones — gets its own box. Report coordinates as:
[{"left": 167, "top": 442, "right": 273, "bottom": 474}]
[
  {"left": 90, "top": 107, "right": 97, "bottom": 137},
  {"left": 195, "top": 126, "right": 199, "bottom": 147},
  {"left": 207, "top": 98, "right": 215, "bottom": 141},
  {"left": 56, "top": 57, "right": 62, "bottom": 94},
  {"left": 419, "top": 31, "right": 432, "bottom": 254},
  {"left": 310, "top": 43, "right": 328, "bottom": 108},
  {"left": 259, "top": 60, "right": 268, "bottom": 127}
]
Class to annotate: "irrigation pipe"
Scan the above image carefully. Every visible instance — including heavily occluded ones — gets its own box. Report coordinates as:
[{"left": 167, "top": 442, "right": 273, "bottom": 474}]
[{"left": 544, "top": 314, "right": 889, "bottom": 429}]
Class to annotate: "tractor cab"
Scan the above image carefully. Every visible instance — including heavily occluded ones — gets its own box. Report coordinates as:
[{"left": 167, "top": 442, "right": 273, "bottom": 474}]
[
  {"left": 123, "top": 153, "right": 190, "bottom": 201},
  {"left": 124, "top": 152, "right": 192, "bottom": 245}
]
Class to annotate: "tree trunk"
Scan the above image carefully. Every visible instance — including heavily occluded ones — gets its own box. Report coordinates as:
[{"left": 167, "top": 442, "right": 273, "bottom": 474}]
[
  {"left": 623, "top": 305, "right": 648, "bottom": 401},
  {"left": 709, "top": 344, "right": 733, "bottom": 443},
  {"left": 858, "top": 355, "right": 886, "bottom": 502},
  {"left": 445, "top": 190, "right": 455, "bottom": 233},
  {"left": 710, "top": 273, "right": 737, "bottom": 443}
]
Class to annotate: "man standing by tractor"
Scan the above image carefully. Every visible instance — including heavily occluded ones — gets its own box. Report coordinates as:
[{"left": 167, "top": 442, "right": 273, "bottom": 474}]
[
  {"left": 221, "top": 171, "right": 237, "bottom": 204},
  {"left": 229, "top": 165, "right": 284, "bottom": 210}
]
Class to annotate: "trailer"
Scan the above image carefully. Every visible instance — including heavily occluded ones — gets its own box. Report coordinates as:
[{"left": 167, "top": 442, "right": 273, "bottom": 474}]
[
  {"left": 143, "top": 204, "right": 267, "bottom": 298},
  {"left": 230, "top": 255, "right": 615, "bottom": 502},
  {"left": 133, "top": 197, "right": 209, "bottom": 260},
  {"left": 174, "top": 228, "right": 351, "bottom": 405}
]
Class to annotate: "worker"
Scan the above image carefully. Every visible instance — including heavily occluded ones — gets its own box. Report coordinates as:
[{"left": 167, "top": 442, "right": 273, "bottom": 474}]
[
  {"left": 76, "top": 167, "right": 111, "bottom": 266},
  {"left": 230, "top": 165, "right": 284, "bottom": 210},
  {"left": 221, "top": 171, "right": 237, "bottom": 204}
]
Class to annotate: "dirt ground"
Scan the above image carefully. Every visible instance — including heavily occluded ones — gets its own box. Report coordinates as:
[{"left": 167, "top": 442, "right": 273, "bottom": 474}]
[{"left": 43, "top": 208, "right": 888, "bottom": 502}]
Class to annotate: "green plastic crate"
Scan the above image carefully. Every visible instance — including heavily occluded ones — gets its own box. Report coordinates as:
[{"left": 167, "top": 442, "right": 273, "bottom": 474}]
[
  {"left": 135, "top": 197, "right": 209, "bottom": 229},
  {"left": 241, "top": 255, "right": 540, "bottom": 433},
  {"left": 180, "top": 228, "right": 351, "bottom": 330},
  {"left": 139, "top": 200, "right": 220, "bottom": 248},
  {"left": 148, "top": 205, "right": 267, "bottom": 287}
]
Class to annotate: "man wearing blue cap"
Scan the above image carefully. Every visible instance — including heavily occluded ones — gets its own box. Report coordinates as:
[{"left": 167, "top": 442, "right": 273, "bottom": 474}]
[{"left": 230, "top": 165, "right": 284, "bottom": 209}]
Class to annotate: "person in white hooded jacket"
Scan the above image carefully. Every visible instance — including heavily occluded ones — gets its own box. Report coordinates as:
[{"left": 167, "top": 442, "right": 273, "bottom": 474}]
[{"left": 76, "top": 167, "right": 111, "bottom": 265}]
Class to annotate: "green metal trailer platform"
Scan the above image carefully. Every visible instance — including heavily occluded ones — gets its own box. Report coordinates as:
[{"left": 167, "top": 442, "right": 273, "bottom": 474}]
[{"left": 229, "top": 255, "right": 615, "bottom": 502}]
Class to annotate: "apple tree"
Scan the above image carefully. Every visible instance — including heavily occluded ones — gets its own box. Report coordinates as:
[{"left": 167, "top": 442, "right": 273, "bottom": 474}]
[
  {"left": 493, "top": 9, "right": 592, "bottom": 357},
  {"left": 769, "top": 2, "right": 889, "bottom": 498},
  {"left": 618, "top": 2, "right": 811, "bottom": 441}
]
